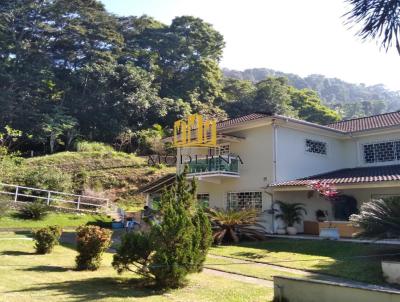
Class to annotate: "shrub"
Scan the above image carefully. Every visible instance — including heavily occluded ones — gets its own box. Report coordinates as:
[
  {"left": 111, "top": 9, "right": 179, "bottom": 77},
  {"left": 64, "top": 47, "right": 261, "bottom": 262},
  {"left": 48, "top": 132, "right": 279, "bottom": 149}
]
[
  {"left": 19, "top": 165, "right": 73, "bottom": 192},
  {"left": 112, "top": 170, "right": 212, "bottom": 288},
  {"left": 18, "top": 201, "right": 50, "bottom": 220},
  {"left": 32, "top": 225, "right": 62, "bottom": 254},
  {"left": 350, "top": 197, "right": 400, "bottom": 239},
  {"left": 75, "top": 225, "right": 112, "bottom": 271},
  {"left": 75, "top": 141, "right": 114, "bottom": 153},
  {"left": 207, "top": 208, "right": 267, "bottom": 244}
]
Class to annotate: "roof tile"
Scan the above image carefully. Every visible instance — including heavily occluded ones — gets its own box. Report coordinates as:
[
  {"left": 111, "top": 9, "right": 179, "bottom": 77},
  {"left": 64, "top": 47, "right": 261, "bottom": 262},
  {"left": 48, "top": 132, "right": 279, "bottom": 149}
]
[
  {"left": 271, "top": 164, "right": 400, "bottom": 187},
  {"left": 326, "top": 111, "right": 400, "bottom": 132}
]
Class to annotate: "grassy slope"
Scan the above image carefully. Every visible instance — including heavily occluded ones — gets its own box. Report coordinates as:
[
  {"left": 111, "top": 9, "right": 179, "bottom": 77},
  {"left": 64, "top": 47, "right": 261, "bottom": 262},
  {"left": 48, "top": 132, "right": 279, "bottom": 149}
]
[
  {"left": 0, "top": 212, "right": 111, "bottom": 229},
  {"left": 0, "top": 234, "right": 272, "bottom": 302},
  {"left": 210, "top": 239, "right": 400, "bottom": 285},
  {"left": 25, "top": 151, "right": 175, "bottom": 204}
]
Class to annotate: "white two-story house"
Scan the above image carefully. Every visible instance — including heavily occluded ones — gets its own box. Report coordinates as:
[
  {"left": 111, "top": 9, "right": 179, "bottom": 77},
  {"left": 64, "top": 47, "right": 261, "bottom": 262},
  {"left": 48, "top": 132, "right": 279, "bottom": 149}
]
[{"left": 141, "top": 111, "right": 400, "bottom": 235}]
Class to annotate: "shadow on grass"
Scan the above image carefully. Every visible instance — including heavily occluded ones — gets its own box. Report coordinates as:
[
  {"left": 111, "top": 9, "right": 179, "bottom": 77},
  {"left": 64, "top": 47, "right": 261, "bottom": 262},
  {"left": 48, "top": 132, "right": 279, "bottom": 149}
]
[
  {"left": 217, "top": 239, "right": 400, "bottom": 284},
  {"left": 0, "top": 250, "right": 36, "bottom": 256},
  {"left": 20, "top": 265, "right": 70, "bottom": 272},
  {"left": 7, "top": 277, "right": 163, "bottom": 301}
]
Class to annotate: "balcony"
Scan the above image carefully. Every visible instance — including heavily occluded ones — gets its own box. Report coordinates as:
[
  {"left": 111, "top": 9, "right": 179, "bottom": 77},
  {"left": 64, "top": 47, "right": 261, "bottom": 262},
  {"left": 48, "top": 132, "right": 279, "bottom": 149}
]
[{"left": 185, "top": 155, "right": 240, "bottom": 181}]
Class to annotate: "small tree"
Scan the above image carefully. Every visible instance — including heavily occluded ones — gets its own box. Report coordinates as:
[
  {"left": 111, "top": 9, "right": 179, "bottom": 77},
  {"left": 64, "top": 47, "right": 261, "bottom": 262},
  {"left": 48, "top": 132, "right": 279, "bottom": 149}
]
[
  {"left": 32, "top": 225, "right": 62, "bottom": 254},
  {"left": 76, "top": 225, "right": 112, "bottom": 271},
  {"left": 113, "top": 169, "right": 212, "bottom": 288}
]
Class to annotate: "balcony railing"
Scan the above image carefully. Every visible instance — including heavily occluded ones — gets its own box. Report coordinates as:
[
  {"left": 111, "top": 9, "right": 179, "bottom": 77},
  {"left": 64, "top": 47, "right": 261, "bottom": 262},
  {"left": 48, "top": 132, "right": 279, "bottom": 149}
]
[{"left": 186, "top": 155, "right": 240, "bottom": 176}]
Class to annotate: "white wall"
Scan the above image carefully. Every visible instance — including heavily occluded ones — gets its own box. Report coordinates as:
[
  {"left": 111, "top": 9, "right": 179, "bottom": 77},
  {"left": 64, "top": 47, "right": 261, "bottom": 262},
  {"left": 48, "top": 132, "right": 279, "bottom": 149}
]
[{"left": 275, "top": 126, "right": 350, "bottom": 181}]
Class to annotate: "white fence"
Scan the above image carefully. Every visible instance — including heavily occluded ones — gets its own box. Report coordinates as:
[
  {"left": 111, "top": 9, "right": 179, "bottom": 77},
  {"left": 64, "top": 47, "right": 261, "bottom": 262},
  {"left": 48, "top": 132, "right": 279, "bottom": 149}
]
[{"left": 0, "top": 183, "right": 109, "bottom": 213}]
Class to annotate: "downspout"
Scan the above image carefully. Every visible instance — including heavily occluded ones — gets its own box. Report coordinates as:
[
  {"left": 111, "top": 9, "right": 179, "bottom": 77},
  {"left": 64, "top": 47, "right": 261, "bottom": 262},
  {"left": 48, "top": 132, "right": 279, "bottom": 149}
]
[
  {"left": 272, "top": 119, "right": 278, "bottom": 183},
  {"left": 266, "top": 119, "right": 279, "bottom": 234}
]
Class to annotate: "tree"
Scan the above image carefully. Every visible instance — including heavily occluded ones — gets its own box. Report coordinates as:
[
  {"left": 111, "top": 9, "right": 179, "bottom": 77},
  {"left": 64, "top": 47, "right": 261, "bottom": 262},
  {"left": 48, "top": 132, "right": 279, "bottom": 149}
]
[
  {"left": 289, "top": 88, "right": 341, "bottom": 124},
  {"left": 113, "top": 169, "right": 212, "bottom": 288},
  {"left": 39, "top": 107, "right": 77, "bottom": 153},
  {"left": 345, "top": 0, "right": 400, "bottom": 54}
]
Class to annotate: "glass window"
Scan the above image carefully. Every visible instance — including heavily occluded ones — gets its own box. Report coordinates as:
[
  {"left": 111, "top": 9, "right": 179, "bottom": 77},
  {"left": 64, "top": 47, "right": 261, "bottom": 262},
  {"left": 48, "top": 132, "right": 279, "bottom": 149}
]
[
  {"left": 305, "top": 139, "right": 327, "bottom": 155},
  {"left": 227, "top": 192, "right": 262, "bottom": 211},
  {"left": 197, "top": 193, "right": 210, "bottom": 208},
  {"left": 219, "top": 144, "right": 230, "bottom": 155},
  {"left": 363, "top": 140, "right": 400, "bottom": 164}
]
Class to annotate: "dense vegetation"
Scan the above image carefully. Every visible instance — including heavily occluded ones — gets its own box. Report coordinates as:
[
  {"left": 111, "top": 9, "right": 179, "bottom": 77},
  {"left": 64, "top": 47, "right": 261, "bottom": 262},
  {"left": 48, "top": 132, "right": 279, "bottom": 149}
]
[
  {"left": 223, "top": 68, "right": 400, "bottom": 120},
  {"left": 0, "top": 0, "right": 345, "bottom": 155}
]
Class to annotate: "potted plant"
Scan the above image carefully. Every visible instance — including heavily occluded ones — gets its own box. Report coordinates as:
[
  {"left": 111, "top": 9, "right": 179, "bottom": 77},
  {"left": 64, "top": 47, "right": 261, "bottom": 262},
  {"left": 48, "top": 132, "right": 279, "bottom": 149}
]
[
  {"left": 316, "top": 209, "right": 328, "bottom": 222},
  {"left": 275, "top": 201, "right": 307, "bottom": 235},
  {"left": 350, "top": 197, "right": 400, "bottom": 285}
]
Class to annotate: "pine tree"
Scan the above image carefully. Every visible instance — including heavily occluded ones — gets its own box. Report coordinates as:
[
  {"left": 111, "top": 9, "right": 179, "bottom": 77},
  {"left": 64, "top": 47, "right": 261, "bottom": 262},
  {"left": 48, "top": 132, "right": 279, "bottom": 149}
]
[{"left": 149, "top": 169, "right": 212, "bottom": 288}]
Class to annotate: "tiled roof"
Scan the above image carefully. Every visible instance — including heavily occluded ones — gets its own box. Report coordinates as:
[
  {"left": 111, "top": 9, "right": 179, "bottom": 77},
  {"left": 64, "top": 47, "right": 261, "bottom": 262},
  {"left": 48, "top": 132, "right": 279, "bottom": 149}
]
[
  {"left": 216, "top": 113, "right": 269, "bottom": 129},
  {"left": 138, "top": 173, "right": 176, "bottom": 193},
  {"left": 271, "top": 164, "right": 400, "bottom": 187},
  {"left": 326, "top": 111, "right": 400, "bottom": 132}
]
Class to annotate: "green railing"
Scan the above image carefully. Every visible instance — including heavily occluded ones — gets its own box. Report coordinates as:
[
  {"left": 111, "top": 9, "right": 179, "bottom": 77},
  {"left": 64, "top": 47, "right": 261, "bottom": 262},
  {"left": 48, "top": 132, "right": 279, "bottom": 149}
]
[{"left": 186, "top": 156, "right": 239, "bottom": 175}]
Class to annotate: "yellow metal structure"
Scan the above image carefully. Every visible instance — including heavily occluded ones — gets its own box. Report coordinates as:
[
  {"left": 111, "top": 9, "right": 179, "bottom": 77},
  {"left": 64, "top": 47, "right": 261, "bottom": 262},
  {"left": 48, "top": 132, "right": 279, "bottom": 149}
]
[{"left": 173, "top": 114, "right": 217, "bottom": 147}]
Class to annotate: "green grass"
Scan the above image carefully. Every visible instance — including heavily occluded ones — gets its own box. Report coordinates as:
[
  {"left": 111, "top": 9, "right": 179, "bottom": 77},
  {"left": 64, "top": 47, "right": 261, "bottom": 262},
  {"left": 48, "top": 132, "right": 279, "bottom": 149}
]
[
  {"left": 204, "top": 255, "right": 307, "bottom": 280},
  {"left": 210, "top": 239, "right": 400, "bottom": 285},
  {"left": 24, "top": 151, "right": 175, "bottom": 202},
  {"left": 0, "top": 234, "right": 272, "bottom": 302},
  {"left": 0, "top": 212, "right": 112, "bottom": 229}
]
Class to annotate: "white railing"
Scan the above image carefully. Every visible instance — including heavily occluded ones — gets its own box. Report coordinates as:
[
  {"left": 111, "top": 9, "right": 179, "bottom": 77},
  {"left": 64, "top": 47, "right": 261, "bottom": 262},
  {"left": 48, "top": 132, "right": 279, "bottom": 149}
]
[{"left": 0, "top": 183, "right": 109, "bottom": 213}]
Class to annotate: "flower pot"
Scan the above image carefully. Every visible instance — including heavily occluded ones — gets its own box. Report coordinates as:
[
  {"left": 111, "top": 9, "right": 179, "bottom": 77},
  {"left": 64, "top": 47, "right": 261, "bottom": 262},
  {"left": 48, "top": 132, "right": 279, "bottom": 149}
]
[
  {"left": 382, "top": 261, "right": 400, "bottom": 285},
  {"left": 286, "top": 226, "right": 297, "bottom": 235},
  {"left": 276, "top": 228, "right": 286, "bottom": 235}
]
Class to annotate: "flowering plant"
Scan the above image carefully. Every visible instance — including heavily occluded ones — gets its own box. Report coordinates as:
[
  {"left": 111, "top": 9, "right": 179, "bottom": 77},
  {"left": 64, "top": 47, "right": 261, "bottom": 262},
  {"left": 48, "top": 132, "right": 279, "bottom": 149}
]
[{"left": 309, "top": 181, "right": 338, "bottom": 199}]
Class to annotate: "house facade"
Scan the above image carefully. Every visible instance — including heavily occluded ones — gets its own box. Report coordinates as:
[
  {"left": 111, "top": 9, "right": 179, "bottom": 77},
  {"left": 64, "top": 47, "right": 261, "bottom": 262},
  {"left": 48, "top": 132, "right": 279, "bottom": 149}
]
[{"left": 142, "top": 111, "right": 400, "bottom": 234}]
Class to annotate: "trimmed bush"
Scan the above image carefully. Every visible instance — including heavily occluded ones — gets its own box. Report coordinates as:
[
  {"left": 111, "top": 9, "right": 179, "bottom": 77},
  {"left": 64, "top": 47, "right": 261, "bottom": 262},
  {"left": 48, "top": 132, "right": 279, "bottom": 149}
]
[
  {"left": 18, "top": 201, "right": 50, "bottom": 220},
  {"left": 32, "top": 225, "right": 62, "bottom": 254},
  {"left": 75, "top": 225, "right": 112, "bottom": 271}
]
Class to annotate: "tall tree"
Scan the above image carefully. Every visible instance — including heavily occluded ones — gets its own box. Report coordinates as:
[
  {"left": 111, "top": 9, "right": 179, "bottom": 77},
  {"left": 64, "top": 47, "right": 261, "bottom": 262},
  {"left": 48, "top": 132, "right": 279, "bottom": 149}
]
[{"left": 345, "top": 0, "right": 400, "bottom": 54}]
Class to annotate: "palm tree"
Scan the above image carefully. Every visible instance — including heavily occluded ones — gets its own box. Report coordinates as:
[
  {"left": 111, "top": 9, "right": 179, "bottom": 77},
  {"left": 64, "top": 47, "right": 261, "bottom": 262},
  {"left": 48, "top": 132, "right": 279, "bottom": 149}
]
[
  {"left": 274, "top": 201, "right": 307, "bottom": 227},
  {"left": 350, "top": 197, "right": 400, "bottom": 239},
  {"left": 206, "top": 208, "right": 267, "bottom": 244},
  {"left": 345, "top": 0, "right": 400, "bottom": 54}
]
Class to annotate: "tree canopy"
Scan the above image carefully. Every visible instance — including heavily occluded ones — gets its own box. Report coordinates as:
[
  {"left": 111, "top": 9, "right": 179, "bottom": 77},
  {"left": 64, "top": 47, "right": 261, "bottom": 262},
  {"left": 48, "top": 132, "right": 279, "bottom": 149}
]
[{"left": 1, "top": 0, "right": 343, "bottom": 154}]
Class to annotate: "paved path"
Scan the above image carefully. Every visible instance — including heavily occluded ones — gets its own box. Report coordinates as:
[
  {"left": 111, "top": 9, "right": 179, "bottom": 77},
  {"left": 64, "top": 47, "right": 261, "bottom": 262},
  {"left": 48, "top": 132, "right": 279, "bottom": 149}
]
[{"left": 203, "top": 268, "right": 273, "bottom": 286}]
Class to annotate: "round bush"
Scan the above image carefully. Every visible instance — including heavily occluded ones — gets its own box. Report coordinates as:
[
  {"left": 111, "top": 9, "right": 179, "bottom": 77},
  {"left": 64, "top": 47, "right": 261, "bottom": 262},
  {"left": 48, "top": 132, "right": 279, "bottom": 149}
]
[
  {"left": 75, "top": 225, "right": 112, "bottom": 271},
  {"left": 32, "top": 225, "right": 62, "bottom": 254}
]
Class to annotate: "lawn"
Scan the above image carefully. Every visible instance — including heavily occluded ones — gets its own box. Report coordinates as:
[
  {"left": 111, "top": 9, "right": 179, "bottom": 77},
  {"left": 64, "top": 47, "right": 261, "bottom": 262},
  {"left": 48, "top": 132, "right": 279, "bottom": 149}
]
[
  {"left": 0, "top": 212, "right": 112, "bottom": 229},
  {"left": 0, "top": 233, "right": 272, "bottom": 302},
  {"left": 210, "top": 239, "right": 400, "bottom": 285}
]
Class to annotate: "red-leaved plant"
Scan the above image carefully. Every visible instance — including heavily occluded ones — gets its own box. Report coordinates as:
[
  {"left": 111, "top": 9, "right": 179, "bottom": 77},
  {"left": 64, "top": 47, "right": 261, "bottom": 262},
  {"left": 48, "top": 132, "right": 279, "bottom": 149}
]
[{"left": 309, "top": 181, "right": 338, "bottom": 199}]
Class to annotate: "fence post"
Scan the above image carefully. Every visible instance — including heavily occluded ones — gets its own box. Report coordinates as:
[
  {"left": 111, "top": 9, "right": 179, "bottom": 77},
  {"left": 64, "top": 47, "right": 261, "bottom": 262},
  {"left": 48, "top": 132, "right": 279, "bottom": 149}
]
[
  {"left": 77, "top": 196, "right": 81, "bottom": 210},
  {"left": 47, "top": 191, "right": 51, "bottom": 206},
  {"left": 14, "top": 186, "right": 19, "bottom": 203}
]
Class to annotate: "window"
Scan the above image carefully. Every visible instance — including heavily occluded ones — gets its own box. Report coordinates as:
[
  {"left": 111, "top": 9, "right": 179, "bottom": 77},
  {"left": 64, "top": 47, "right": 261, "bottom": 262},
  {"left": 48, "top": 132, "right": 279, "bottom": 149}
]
[
  {"left": 227, "top": 192, "right": 262, "bottom": 210},
  {"left": 197, "top": 193, "right": 210, "bottom": 207},
  {"left": 305, "top": 139, "right": 327, "bottom": 155},
  {"left": 219, "top": 144, "right": 230, "bottom": 155},
  {"left": 363, "top": 140, "right": 400, "bottom": 164}
]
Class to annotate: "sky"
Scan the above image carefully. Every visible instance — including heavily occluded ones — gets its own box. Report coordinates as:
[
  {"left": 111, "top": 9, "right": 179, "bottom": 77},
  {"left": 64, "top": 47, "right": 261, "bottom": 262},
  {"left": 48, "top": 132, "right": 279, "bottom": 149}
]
[{"left": 100, "top": 0, "right": 399, "bottom": 91}]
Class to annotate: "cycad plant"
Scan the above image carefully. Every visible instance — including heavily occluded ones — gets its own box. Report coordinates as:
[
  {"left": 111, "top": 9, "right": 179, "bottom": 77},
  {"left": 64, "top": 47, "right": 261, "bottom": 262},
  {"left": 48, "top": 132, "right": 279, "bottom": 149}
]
[
  {"left": 207, "top": 208, "right": 267, "bottom": 244},
  {"left": 350, "top": 197, "right": 400, "bottom": 239},
  {"left": 274, "top": 201, "right": 307, "bottom": 227}
]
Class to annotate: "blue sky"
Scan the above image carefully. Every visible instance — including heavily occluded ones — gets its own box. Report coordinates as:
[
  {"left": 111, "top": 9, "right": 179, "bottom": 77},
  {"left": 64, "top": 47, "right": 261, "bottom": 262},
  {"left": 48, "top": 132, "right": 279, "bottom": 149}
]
[{"left": 100, "top": 0, "right": 399, "bottom": 90}]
